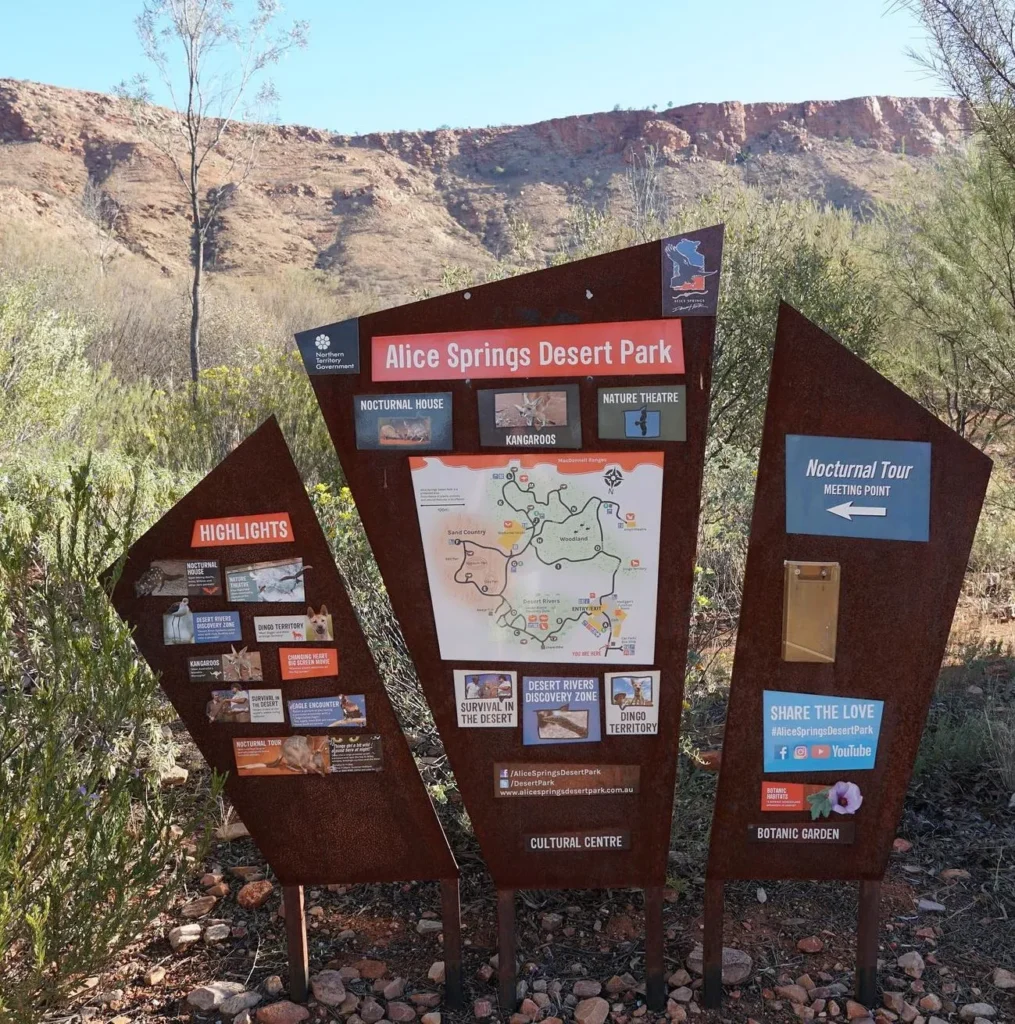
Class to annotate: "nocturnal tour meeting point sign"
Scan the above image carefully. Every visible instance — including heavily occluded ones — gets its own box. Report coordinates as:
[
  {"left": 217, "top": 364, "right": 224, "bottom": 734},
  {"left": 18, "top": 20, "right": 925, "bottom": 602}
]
[
  {"left": 297, "top": 225, "right": 725, "bottom": 1013},
  {"left": 703, "top": 306, "right": 991, "bottom": 1011}
]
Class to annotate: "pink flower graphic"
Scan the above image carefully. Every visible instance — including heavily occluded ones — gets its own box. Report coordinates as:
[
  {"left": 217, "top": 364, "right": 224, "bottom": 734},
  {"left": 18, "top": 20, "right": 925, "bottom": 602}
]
[{"left": 829, "top": 780, "right": 863, "bottom": 815}]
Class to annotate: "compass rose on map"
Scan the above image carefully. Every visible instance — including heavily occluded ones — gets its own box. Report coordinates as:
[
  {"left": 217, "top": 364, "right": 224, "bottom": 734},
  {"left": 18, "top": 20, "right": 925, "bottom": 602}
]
[{"left": 603, "top": 467, "right": 623, "bottom": 494}]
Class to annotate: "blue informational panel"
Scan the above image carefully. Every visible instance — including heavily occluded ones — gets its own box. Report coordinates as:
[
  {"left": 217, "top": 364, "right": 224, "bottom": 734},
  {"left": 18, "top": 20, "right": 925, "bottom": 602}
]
[
  {"left": 763, "top": 689, "right": 883, "bottom": 773},
  {"left": 785, "top": 435, "right": 931, "bottom": 541}
]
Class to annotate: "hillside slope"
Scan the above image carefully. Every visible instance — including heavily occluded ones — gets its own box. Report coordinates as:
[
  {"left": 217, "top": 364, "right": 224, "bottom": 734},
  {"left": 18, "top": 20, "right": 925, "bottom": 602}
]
[{"left": 0, "top": 80, "right": 970, "bottom": 301}]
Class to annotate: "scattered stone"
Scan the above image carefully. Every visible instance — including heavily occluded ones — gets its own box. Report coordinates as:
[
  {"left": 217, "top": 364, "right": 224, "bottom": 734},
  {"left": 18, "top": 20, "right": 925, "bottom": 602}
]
[
  {"left": 235, "top": 1013, "right": 253, "bottom": 1024},
  {"left": 901, "top": 1004, "right": 919, "bottom": 1023},
  {"left": 428, "top": 961, "right": 446, "bottom": 984},
  {"left": 422, "top": 1015, "right": 441, "bottom": 1024},
  {"left": 918, "top": 900, "right": 946, "bottom": 913},
  {"left": 110, "top": 1017, "right": 130, "bottom": 1024},
  {"left": 307, "top": 905, "right": 325, "bottom": 919},
  {"left": 476, "top": 963, "right": 494, "bottom": 983},
  {"left": 991, "top": 968, "right": 1015, "bottom": 990},
  {"left": 884, "top": 994, "right": 906, "bottom": 1014},
  {"left": 354, "top": 959, "right": 388, "bottom": 980},
  {"left": 847, "top": 1002, "right": 870, "bottom": 1019},
  {"left": 939, "top": 868, "right": 971, "bottom": 882},
  {"left": 207, "top": 882, "right": 231, "bottom": 898},
  {"left": 203, "top": 922, "right": 231, "bottom": 943},
  {"left": 237, "top": 880, "right": 274, "bottom": 910},
  {"left": 520, "top": 998, "right": 540, "bottom": 1017},
  {"left": 222, "top": 992, "right": 262, "bottom": 1016},
  {"left": 232, "top": 866, "right": 265, "bottom": 881},
  {"left": 812, "top": 985, "right": 849, "bottom": 1000},
  {"left": 145, "top": 967, "right": 167, "bottom": 986},
  {"left": 383, "top": 977, "right": 406, "bottom": 1000},
  {"left": 898, "top": 952, "right": 925, "bottom": 979},
  {"left": 893, "top": 839, "right": 913, "bottom": 853},
  {"left": 669, "top": 970, "right": 692, "bottom": 988},
  {"left": 411, "top": 993, "right": 441, "bottom": 1008},
  {"left": 167, "top": 923, "right": 202, "bottom": 951},
  {"left": 666, "top": 1000, "right": 688, "bottom": 1022},
  {"left": 686, "top": 944, "right": 752, "bottom": 985},
  {"left": 828, "top": 1000, "right": 841, "bottom": 1017},
  {"left": 187, "top": 981, "right": 247, "bottom": 1011},
  {"left": 575, "top": 996, "right": 610, "bottom": 1024},
  {"left": 812, "top": 999, "right": 827, "bottom": 1014},
  {"left": 416, "top": 917, "right": 443, "bottom": 935},
  {"left": 542, "top": 911, "right": 565, "bottom": 932},
  {"left": 794, "top": 1006, "right": 815, "bottom": 1021},
  {"left": 928, "top": 1017, "right": 948, "bottom": 1024},
  {"left": 264, "top": 976, "right": 284, "bottom": 997},
  {"left": 919, "top": 995, "right": 942, "bottom": 1012},
  {"left": 337, "top": 928, "right": 355, "bottom": 940},
  {"left": 359, "top": 999, "right": 385, "bottom": 1023},
  {"left": 201, "top": 871, "right": 223, "bottom": 886},
  {"left": 671, "top": 986, "right": 693, "bottom": 1003},
  {"left": 474, "top": 998, "right": 494, "bottom": 1019},
  {"left": 217, "top": 818, "right": 250, "bottom": 841},
  {"left": 958, "top": 1004, "right": 995, "bottom": 1020},
  {"left": 533, "top": 992, "right": 551, "bottom": 1008},
  {"left": 160, "top": 765, "right": 189, "bottom": 787},
  {"left": 798, "top": 936, "right": 824, "bottom": 954},
  {"left": 574, "top": 980, "right": 603, "bottom": 998},
  {"left": 387, "top": 1002, "right": 416, "bottom": 1022},
  {"left": 310, "top": 970, "right": 347, "bottom": 1007},
  {"left": 255, "top": 1001, "right": 310, "bottom": 1024},
  {"left": 797, "top": 974, "right": 816, "bottom": 991},
  {"left": 778, "top": 986, "right": 811, "bottom": 1004}
]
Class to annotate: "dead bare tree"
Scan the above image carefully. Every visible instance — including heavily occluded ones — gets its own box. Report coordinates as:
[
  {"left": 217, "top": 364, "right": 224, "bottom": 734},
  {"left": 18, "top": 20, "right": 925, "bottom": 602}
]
[
  {"left": 80, "top": 178, "right": 123, "bottom": 277},
  {"left": 117, "top": 0, "right": 308, "bottom": 388}
]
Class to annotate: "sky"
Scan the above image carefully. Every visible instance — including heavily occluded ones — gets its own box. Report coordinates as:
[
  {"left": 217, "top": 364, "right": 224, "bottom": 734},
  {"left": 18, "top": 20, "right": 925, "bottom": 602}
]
[{"left": 0, "top": 0, "right": 947, "bottom": 135}]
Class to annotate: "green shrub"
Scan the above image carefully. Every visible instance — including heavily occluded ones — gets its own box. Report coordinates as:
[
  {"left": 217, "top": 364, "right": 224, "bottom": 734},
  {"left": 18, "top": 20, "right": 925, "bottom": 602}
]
[{"left": 0, "top": 463, "right": 222, "bottom": 1023}]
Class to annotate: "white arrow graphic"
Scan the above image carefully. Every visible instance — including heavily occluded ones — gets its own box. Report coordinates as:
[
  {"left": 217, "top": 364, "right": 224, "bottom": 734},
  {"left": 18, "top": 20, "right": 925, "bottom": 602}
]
[{"left": 827, "top": 501, "right": 887, "bottom": 520}]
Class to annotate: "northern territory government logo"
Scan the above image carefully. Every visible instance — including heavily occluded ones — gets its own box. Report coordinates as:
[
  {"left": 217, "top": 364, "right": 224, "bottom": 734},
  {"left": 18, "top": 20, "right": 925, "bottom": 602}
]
[{"left": 661, "top": 233, "right": 720, "bottom": 317}]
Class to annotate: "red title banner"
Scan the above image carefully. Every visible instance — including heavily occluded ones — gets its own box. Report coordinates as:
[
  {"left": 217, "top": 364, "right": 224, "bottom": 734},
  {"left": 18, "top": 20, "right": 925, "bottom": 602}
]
[
  {"left": 191, "top": 513, "right": 293, "bottom": 548},
  {"left": 371, "top": 319, "right": 684, "bottom": 381}
]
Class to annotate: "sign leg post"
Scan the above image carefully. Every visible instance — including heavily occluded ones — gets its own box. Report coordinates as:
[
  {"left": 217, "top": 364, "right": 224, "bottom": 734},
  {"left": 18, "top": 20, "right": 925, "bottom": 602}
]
[
  {"left": 497, "top": 888, "right": 517, "bottom": 1014},
  {"left": 283, "top": 884, "right": 309, "bottom": 1002},
  {"left": 644, "top": 886, "right": 665, "bottom": 1010},
  {"left": 855, "top": 880, "right": 881, "bottom": 1008},
  {"left": 441, "top": 877, "right": 464, "bottom": 1009},
  {"left": 703, "top": 878, "right": 724, "bottom": 1009}
]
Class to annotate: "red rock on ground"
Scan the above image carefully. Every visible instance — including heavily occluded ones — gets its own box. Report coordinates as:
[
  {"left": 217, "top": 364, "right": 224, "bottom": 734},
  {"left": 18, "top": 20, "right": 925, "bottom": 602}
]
[{"left": 237, "top": 880, "right": 274, "bottom": 910}]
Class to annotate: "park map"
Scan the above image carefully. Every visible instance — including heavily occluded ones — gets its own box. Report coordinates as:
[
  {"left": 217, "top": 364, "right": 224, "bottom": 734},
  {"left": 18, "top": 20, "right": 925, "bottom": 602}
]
[{"left": 410, "top": 453, "right": 664, "bottom": 663}]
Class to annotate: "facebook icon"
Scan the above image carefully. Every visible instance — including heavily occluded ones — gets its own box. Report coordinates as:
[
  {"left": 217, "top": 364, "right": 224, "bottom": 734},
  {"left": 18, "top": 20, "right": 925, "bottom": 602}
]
[{"left": 777, "top": 746, "right": 788, "bottom": 761}]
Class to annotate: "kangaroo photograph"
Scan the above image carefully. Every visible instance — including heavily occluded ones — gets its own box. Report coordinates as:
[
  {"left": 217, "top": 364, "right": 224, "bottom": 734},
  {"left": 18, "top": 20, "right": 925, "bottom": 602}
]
[{"left": 493, "top": 390, "right": 567, "bottom": 430}]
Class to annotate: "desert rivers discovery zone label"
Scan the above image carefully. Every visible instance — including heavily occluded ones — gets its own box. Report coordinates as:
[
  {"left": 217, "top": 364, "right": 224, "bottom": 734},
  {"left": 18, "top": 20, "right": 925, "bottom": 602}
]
[
  {"left": 494, "top": 764, "right": 640, "bottom": 797},
  {"left": 191, "top": 513, "right": 293, "bottom": 547},
  {"left": 763, "top": 690, "right": 884, "bottom": 773}
]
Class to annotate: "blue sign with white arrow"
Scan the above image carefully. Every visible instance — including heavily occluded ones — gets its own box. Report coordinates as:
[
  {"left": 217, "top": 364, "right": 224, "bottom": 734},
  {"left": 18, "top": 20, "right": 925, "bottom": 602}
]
[{"left": 785, "top": 435, "right": 931, "bottom": 541}]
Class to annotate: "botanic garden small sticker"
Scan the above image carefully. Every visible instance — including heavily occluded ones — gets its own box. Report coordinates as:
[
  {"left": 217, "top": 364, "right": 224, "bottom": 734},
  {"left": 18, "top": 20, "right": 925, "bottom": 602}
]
[{"left": 761, "top": 780, "right": 863, "bottom": 818}]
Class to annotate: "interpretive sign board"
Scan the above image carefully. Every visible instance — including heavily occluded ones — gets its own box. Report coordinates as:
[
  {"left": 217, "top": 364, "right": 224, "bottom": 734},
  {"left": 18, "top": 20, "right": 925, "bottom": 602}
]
[
  {"left": 703, "top": 305, "right": 991, "bottom": 1007},
  {"left": 106, "top": 418, "right": 461, "bottom": 1003},
  {"left": 296, "top": 226, "right": 724, "bottom": 1010}
]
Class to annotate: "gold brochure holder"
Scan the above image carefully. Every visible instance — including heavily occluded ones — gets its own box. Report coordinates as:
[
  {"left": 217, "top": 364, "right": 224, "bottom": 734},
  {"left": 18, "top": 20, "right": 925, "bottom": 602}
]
[{"left": 782, "top": 560, "right": 840, "bottom": 662}]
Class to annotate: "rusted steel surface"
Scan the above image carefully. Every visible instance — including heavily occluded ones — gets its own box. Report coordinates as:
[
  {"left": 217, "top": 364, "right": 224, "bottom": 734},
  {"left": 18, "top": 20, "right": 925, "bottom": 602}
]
[
  {"left": 707, "top": 304, "right": 991, "bottom": 884},
  {"left": 284, "top": 884, "right": 309, "bottom": 1001},
  {"left": 440, "top": 877, "right": 464, "bottom": 1008},
  {"left": 855, "top": 880, "right": 881, "bottom": 1007},
  {"left": 108, "top": 417, "right": 459, "bottom": 887},
  {"left": 301, "top": 229, "right": 722, "bottom": 892}
]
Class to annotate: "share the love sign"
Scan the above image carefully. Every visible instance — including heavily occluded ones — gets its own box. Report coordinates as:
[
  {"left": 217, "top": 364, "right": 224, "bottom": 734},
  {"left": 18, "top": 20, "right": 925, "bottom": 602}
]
[{"left": 371, "top": 320, "right": 684, "bottom": 381}]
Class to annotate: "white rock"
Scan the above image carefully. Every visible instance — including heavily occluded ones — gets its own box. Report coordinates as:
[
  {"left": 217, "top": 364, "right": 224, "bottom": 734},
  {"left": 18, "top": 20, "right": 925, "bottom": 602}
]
[
  {"left": 918, "top": 899, "right": 946, "bottom": 912},
  {"left": 160, "top": 765, "right": 189, "bottom": 787},
  {"left": 186, "top": 981, "right": 246, "bottom": 1011},
  {"left": 428, "top": 961, "right": 446, "bottom": 983},
  {"left": 310, "top": 970, "right": 347, "bottom": 1006},
  {"left": 686, "top": 944, "right": 752, "bottom": 984},
  {"left": 417, "top": 918, "right": 444, "bottom": 935},
  {"left": 958, "top": 1004, "right": 995, "bottom": 1020},
  {"left": 221, "top": 992, "right": 262, "bottom": 1016},
  {"left": 203, "top": 922, "right": 231, "bottom": 943},
  {"left": 167, "top": 923, "right": 202, "bottom": 951},
  {"left": 991, "top": 968, "right": 1014, "bottom": 990}
]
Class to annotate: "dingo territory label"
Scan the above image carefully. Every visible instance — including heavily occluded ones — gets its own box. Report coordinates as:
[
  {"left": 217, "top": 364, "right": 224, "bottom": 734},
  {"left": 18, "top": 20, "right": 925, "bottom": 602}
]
[
  {"left": 188, "top": 648, "right": 263, "bottom": 682},
  {"left": 354, "top": 392, "right": 452, "bottom": 450},
  {"left": 254, "top": 607, "right": 333, "bottom": 643},
  {"left": 163, "top": 607, "right": 241, "bottom": 645},
  {"left": 288, "top": 694, "right": 366, "bottom": 728},
  {"left": 477, "top": 385, "right": 582, "bottom": 449},
  {"left": 604, "top": 671, "right": 660, "bottom": 735},
  {"left": 134, "top": 559, "right": 221, "bottom": 597},
  {"left": 279, "top": 647, "right": 339, "bottom": 680},
  {"left": 748, "top": 823, "right": 855, "bottom": 844},
  {"left": 453, "top": 670, "right": 517, "bottom": 727},
  {"left": 371, "top": 320, "right": 685, "bottom": 382},
  {"left": 523, "top": 830, "right": 631, "bottom": 852},
  {"left": 191, "top": 512, "right": 293, "bottom": 547},
  {"left": 494, "top": 763, "right": 640, "bottom": 798},
  {"left": 206, "top": 688, "right": 284, "bottom": 724}
]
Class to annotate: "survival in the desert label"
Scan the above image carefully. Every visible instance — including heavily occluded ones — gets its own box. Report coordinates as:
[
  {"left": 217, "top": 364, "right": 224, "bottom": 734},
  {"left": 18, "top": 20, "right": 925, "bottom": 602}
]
[
  {"left": 477, "top": 385, "right": 581, "bottom": 449},
  {"left": 354, "top": 392, "right": 452, "bottom": 450}
]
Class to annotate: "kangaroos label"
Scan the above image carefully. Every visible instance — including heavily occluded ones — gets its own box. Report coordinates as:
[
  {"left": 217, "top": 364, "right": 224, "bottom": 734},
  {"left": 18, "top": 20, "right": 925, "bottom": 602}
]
[
  {"left": 478, "top": 384, "right": 581, "bottom": 449},
  {"left": 354, "top": 392, "right": 452, "bottom": 450},
  {"left": 604, "top": 671, "right": 660, "bottom": 735},
  {"left": 188, "top": 648, "right": 263, "bottom": 682},
  {"left": 522, "top": 676, "right": 600, "bottom": 745}
]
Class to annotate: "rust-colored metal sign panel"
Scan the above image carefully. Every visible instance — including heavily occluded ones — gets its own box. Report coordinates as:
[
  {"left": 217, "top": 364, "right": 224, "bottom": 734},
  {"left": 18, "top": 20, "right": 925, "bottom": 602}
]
[
  {"left": 299, "top": 228, "right": 722, "bottom": 900},
  {"left": 108, "top": 417, "right": 459, "bottom": 888},
  {"left": 703, "top": 304, "right": 991, "bottom": 1006}
]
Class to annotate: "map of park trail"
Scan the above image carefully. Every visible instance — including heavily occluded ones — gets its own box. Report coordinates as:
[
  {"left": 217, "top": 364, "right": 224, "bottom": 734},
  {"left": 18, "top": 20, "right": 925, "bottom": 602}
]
[{"left": 410, "top": 454, "right": 664, "bottom": 664}]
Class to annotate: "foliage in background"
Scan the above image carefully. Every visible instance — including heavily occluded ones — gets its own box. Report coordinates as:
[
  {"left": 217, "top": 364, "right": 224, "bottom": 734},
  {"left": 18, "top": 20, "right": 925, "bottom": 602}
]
[{"left": 0, "top": 463, "right": 222, "bottom": 1024}]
